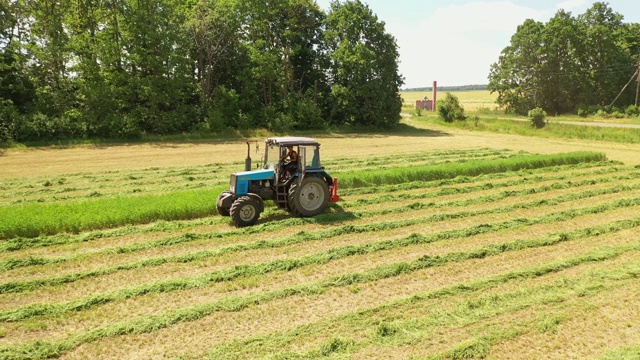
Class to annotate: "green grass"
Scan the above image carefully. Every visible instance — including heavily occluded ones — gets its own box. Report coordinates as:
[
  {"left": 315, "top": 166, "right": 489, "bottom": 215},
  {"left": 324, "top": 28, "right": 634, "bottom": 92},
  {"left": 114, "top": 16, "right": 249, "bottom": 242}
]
[
  {"left": 0, "top": 152, "right": 605, "bottom": 239},
  {"left": 338, "top": 151, "right": 606, "bottom": 188},
  {"left": 203, "top": 245, "right": 640, "bottom": 359},
  {"left": 418, "top": 116, "right": 640, "bottom": 144},
  {"left": 0, "top": 186, "right": 226, "bottom": 239},
  {"left": 2, "top": 233, "right": 638, "bottom": 359},
  {"left": 1, "top": 155, "right": 639, "bottom": 359},
  {"left": 4, "top": 194, "right": 639, "bottom": 321},
  {"left": 598, "top": 345, "right": 640, "bottom": 360}
]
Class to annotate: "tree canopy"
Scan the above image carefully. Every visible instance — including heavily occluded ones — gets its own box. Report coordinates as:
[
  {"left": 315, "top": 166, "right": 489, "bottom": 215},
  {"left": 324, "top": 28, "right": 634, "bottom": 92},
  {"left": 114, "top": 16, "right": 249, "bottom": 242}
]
[
  {"left": 488, "top": 2, "right": 640, "bottom": 116},
  {"left": 0, "top": 0, "right": 404, "bottom": 142}
]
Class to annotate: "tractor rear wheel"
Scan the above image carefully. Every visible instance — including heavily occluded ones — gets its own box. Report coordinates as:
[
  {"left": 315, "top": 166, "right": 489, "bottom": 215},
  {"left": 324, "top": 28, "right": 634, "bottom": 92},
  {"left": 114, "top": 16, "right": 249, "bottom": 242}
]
[
  {"left": 230, "top": 196, "right": 261, "bottom": 227},
  {"left": 288, "top": 176, "right": 329, "bottom": 217}
]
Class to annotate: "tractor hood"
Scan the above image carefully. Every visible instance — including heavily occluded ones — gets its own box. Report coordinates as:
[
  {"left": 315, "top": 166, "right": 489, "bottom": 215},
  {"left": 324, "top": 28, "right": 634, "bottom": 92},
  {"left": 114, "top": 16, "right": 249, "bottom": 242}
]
[
  {"left": 233, "top": 169, "right": 275, "bottom": 181},
  {"left": 231, "top": 169, "right": 275, "bottom": 196}
]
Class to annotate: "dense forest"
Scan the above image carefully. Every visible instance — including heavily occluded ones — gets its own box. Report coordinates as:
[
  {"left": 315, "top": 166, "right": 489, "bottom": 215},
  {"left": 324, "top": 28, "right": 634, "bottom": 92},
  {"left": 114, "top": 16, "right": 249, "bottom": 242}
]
[
  {"left": 0, "top": 0, "right": 403, "bottom": 142},
  {"left": 489, "top": 2, "right": 640, "bottom": 116},
  {"left": 2, "top": 1, "right": 639, "bottom": 143}
]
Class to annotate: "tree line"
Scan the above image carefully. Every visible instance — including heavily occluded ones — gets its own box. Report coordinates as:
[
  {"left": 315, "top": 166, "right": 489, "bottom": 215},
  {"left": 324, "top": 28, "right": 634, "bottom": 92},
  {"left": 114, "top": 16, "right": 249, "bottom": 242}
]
[
  {"left": 403, "top": 85, "right": 488, "bottom": 92},
  {"left": 488, "top": 2, "right": 640, "bottom": 116},
  {"left": 0, "top": 0, "right": 404, "bottom": 142}
]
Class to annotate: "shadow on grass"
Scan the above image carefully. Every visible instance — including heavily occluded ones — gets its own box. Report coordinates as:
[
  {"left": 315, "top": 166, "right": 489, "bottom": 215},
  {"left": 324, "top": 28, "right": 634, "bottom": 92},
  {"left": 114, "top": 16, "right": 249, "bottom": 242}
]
[
  {"left": 4, "top": 122, "right": 451, "bottom": 150},
  {"left": 326, "top": 122, "right": 451, "bottom": 139},
  {"left": 255, "top": 204, "right": 357, "bottom": 226}
]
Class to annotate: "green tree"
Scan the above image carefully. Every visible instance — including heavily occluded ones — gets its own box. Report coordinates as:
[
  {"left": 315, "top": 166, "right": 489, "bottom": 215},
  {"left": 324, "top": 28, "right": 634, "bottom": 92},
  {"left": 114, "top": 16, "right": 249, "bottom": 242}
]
[
  {"left": 116, "top": 0, "right": 195, "bottom": 134},
  {"left": 578, "top": 2, "right": 633, "bottom": 107},
  {"left": 537, "top": 10, "right": 585, "bottom": 114},
  {"left": 528, "top": 107, "right": 547, "bottom": 128},
  {"left": 324, "top": 0, "right": 403, "bottom": 128},
  {"left": 187, "top": 0, "right": 252, "bottom": 130},
  {"left": 489, "top": 2, "right": 638, "bottom": 115},
  {"left": 239, "top": 0, "right": 326, "bottom": 129},
  {"left": 0, "top": 0, "right": 34, "bottom": 113},
  {"left": 488, "top": 19, "right": 544, "bottom": 115},
  {"left": 437, "top": 92, "right": 466, "bottom": 123}
]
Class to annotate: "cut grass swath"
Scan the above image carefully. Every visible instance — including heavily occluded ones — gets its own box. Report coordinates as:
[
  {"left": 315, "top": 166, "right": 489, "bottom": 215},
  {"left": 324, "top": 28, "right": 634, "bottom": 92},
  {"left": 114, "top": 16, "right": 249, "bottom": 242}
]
[
  {"left": 338, "top": 151, "right": 606, "bottom": 188},
  {"left": 0, "top": 161, "right": 619, "bottom": 254},
  {"left": 0, "top": 152, "right": 606, "bottom": 239},
  {"left": 3, "top": 198, "right": 640, "bottom": 322},
  {"left": 1, "top": 239, "right": 638, "bottom": 360},
  {"left": 2, "top": 175, "right": 638, "bottom": 277}
]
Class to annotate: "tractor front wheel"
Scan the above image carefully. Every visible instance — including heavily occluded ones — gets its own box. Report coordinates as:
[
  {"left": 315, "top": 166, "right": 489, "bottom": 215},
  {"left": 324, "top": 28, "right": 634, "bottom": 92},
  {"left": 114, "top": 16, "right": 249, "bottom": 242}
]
[
  {"left": 288, "top": 176, "right": 329, "bottom": 217},
  {"left": 230, "top": 196, "right": 261, "bottom": 227},
  {"left": 216, "top": 190, "right": 233, "bottom": 216}
]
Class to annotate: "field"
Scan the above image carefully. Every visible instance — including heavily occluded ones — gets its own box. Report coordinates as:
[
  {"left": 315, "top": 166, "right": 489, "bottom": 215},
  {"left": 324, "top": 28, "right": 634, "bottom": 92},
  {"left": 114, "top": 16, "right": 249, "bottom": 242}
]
[
  {"left": 401, "top": 90, "right": 499, "bottom": 112},
  {"left": 1, "top": 119, "right": 640, "bottom": 359}
]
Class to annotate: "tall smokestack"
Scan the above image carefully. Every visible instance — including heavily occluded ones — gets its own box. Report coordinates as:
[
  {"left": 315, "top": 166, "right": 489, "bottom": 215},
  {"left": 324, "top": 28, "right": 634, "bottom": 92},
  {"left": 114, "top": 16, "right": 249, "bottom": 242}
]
[{"left": 432, "top": 81, "right": 437, "bottom": 111}]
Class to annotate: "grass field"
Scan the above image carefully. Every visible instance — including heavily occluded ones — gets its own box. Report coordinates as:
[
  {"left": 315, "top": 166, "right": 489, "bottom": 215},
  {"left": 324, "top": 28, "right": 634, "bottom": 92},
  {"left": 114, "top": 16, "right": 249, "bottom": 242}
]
[
  {"left": 401, "top": 90, "right": 640, "bottom": 126},
  {"left": 1, "top": 120, "right": 640, "bottom": 359},
  {"left": 401, "top": 90, "right": 499, "bottom": 112}
]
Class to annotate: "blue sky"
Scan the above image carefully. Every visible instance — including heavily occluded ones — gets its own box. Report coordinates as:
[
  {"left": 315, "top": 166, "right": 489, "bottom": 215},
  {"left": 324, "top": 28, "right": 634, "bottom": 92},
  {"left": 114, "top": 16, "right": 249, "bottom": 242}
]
[{"left": 315, "top": 0, "right": 640, "bottom": 88}]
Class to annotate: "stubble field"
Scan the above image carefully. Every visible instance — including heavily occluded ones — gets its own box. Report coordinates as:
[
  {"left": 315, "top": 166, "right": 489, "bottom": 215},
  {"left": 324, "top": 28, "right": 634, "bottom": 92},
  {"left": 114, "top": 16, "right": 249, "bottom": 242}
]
[{"left": 0, "top": 119, "right": 639, "bottom": 359}]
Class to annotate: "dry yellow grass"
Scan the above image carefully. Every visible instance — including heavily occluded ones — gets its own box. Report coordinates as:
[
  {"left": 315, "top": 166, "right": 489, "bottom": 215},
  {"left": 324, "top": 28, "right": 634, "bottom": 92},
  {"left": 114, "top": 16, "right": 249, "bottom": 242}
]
[
  {"left": 3, "top": 117, "right": 640, "bottom": 181},
  {"left": 58, "top": 229, "right": 640, "bottom": 359},
  {"left": 402, "top": 90, "right": 500, "bottom": 112}
]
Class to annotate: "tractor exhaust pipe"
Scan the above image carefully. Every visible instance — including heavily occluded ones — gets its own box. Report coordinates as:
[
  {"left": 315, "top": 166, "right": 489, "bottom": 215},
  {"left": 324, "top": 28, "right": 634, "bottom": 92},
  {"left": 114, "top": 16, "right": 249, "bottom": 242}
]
[{"left": 245, "top": 142, "right": 252, "bottom": 171}]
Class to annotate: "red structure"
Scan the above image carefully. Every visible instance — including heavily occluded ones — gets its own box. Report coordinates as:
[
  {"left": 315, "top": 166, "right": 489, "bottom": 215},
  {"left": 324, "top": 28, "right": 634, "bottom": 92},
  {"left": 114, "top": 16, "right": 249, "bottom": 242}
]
[
  {"left": 415, "top": 99, "right": 433, "bottom": 110},
  {"left": 432, "top": 81, "right": 437, "bottom": 110},
  {"left": 414, "top": 81, "right": 438, "bottom": 111}
]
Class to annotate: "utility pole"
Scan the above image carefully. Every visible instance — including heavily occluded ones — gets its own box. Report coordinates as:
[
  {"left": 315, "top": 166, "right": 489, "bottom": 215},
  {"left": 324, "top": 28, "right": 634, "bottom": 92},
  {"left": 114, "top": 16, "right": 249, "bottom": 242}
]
[
  {"left": 636, "top": 56, "right": 640, "bottom": 106},
  {"left": 610, "top": 56, "right": 640, "bottom": 107}
]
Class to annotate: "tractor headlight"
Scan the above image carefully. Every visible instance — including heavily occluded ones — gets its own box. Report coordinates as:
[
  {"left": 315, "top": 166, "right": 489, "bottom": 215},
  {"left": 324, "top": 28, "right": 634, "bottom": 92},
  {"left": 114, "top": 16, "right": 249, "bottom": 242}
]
[{"left": 230, "top": 174, "right": 237, "bottom": 194}]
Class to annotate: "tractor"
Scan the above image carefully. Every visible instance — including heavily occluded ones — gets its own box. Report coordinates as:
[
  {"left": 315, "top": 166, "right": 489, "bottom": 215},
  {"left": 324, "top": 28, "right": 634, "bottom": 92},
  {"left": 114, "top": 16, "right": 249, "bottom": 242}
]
[{"left": 216, "top": 137, "right": 339, "bottom": 227}]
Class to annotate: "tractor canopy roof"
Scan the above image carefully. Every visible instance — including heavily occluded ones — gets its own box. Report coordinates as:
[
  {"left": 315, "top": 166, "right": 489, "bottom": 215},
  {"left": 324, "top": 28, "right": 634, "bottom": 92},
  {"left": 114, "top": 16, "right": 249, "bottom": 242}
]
[{"left": 265, "top": 137, "right": 320, "bottom": 147}]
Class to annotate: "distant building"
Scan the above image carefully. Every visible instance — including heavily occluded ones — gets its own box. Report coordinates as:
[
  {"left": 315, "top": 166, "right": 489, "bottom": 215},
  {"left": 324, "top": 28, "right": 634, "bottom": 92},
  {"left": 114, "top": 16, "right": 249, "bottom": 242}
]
[
  {"left": 415, "top": 81, "right": 438, "bottom": 111},
  {"left": 415, "top": 97, "right": 433, "bottom": 111}
]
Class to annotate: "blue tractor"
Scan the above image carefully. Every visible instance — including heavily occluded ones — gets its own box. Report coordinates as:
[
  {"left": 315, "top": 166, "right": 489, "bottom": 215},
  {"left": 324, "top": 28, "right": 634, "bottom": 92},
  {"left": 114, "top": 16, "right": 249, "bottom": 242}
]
[{"left": 216, "top": 137, "right": 340, "bottom": 227}]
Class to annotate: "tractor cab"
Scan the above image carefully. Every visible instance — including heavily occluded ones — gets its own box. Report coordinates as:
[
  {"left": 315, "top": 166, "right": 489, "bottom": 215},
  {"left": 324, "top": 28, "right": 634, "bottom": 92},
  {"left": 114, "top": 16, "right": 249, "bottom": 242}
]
[
  {"left": 263, "top": 137, "right": 323, "bottom": 182},
  {"left": 216, "top": 137, "right": 339, "bottom": 227}
]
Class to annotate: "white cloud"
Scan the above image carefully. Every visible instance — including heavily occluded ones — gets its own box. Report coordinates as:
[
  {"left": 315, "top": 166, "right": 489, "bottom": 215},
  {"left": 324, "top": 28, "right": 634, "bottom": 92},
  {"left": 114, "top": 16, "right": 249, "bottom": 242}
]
[
  {"left": 313, "top": 0, "right": 586, "bottom": 87},
  {"left": 555, "top": 0, "right": 589, "bottom": 12},
  {"left": 391, "top": 1, "right": 545, "bottom": 87}
]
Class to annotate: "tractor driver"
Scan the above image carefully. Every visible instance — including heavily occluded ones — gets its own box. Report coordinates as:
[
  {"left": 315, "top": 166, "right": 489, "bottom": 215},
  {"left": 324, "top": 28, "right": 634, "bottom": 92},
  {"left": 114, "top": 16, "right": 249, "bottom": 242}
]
[{"left": 283, "top": 145, "right": 298, "bottom": 177}]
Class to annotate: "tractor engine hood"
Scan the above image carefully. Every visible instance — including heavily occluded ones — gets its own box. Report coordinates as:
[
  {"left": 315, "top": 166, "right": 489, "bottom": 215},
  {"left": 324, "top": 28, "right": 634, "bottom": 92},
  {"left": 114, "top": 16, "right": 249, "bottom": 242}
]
[
  {"left": 230, "top": 169, "right": 276, "bottom": 195},
  {"left": 233, "top": 169, "right": 275, "bottom": 181}
]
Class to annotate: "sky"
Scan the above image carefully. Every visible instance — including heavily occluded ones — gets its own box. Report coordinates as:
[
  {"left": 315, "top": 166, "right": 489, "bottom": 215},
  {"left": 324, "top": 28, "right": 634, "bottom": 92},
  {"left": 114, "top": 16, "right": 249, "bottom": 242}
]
[{"left": 314, "top": 0, "right": 640, "bottom": 88}]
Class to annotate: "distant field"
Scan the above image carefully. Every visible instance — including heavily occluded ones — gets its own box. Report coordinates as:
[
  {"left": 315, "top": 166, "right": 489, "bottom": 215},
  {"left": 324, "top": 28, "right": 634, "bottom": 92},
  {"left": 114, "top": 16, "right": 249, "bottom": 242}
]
[
  {"left": 401, "top": 90, "right": 499, "bottom": 112},
  {"left": 2, "top": 124, "right": 640, "bottom": 359}
]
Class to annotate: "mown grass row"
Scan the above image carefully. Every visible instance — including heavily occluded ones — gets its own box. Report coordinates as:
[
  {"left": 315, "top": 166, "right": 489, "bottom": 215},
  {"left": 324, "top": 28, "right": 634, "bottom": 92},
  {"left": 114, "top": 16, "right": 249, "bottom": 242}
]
[
  {"left": 340, "top": 161, "right": 619, "bottom": 196},
  {"left": 207, "top": 257, "right": 640, "bottom": 359},
  {"left": 329, "top": 149, "right": 526, "bottom": 172},
  {"left": 337, "top": 151, "right": 606, "bottom": 188},
  {"left": 0, "top": 151, "right": 606, "bottom": 240},
  {"left": 346, "top": 171, "right": 640, "bottom": 209},
  {"left": 0, "top": 162, "right": 232, "bottom": 198},
  {"left": 0, "top": 149, "right": 513, "bottom": 206},
  {"left": 3, "top": 195, "right": 639, "bottom": 322},
  {"left": 0, "top": 178, "right": 629, "bottom": 296},
  {"left": 0, "top": 161, "right": 618, "bottom": 253},
  {"left": 3, "top": 171, "right": 637, "bottom": 277},
  {"left": 0, "top": 169, "right": 640, "bottom": 278},
  {"left": 2, "top": 229, "right": 638, "bottom": 359}
]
